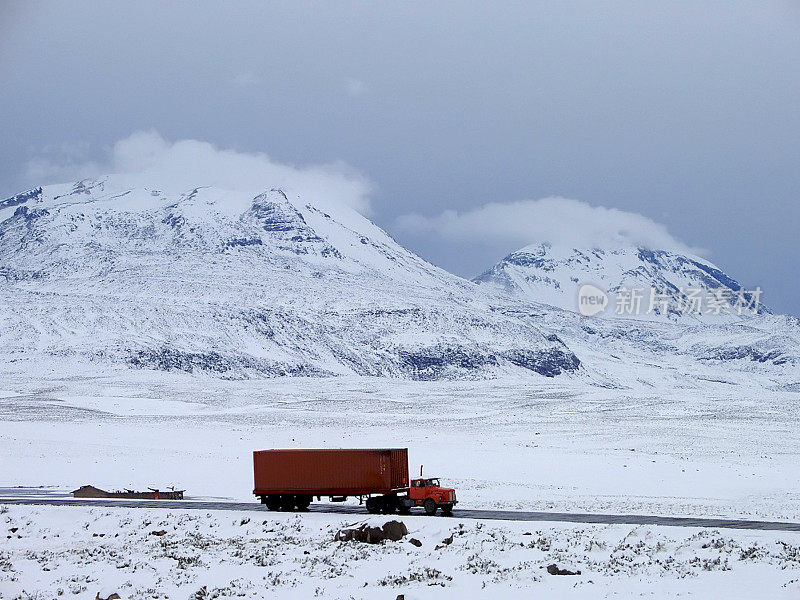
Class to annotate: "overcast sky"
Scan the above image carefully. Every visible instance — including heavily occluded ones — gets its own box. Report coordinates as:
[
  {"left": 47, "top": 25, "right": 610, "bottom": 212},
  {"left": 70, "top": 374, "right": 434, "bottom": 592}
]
[{"left": 1, "top": 2, "right": 798, "bottom": 315}]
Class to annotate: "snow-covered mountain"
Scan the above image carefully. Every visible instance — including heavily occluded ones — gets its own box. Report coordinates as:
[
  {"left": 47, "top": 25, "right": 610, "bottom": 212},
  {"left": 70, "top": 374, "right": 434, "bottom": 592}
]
[
  {"left": 1, "top": 176, "right": 797, "bottom": 387},
  {"left": 474, "top": 243, "right": 766, "bottom": 322},
  {"left": 0, "top": 177, "right": 580, "bottom": 380},
  {"left": 469, "top": 241, "right": 799, "bottom": 389}
]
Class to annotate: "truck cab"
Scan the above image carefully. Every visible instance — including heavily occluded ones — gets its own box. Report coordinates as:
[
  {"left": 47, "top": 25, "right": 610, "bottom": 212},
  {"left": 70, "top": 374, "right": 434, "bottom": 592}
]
[{"left": 409, "top": 477, "right": 457, "bottom": 515}]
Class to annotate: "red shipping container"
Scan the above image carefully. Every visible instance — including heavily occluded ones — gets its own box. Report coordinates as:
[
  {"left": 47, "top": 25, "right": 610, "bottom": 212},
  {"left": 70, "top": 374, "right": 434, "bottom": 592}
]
[{"left": 253, "top": 448, "right": 409, "bottom": 496}]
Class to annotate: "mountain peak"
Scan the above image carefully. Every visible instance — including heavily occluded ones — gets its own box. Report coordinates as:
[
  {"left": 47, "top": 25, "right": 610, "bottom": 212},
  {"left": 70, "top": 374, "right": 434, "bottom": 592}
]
[
  {"left": 1, "top": 177, "right": 794, "bottom": 385},
  {"left": 474, "top": 243, "right": 767, "bottom": 321},
  {"left": 0, "top": 176, "right": 581, "bottom": 380}
]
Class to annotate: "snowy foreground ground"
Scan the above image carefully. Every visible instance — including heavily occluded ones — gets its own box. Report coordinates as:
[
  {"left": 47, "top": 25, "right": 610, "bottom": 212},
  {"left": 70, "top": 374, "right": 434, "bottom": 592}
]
[
  {"left": 3, "top": 504, "right": 800, "bottom": 599},
  {"left": 2, "top": 370, "right": 800, "bottom": 597}
]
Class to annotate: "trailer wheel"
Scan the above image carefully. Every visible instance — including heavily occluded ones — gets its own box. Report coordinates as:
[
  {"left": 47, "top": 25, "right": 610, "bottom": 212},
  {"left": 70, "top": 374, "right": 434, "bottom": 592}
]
[
  {"left": 295, "top": 495, "right": 312, "bottom": 511},
  {"left": 423, "top": 498, "right": 437, "bottom": 516},
  {"left": 365, "top": 497, "right": 381, "bottom": 514},
  {"left": 279, "top": 495, "right": 296, "bottom": 511},
  {"left": 265, "top": 495, "right": 281, "bottom": 511},
  {"left": 381, "top": 496, "right": 397, "bottom": 514},
  {"left": 398, "top": 504, "right": 411, "bottom": 515}
]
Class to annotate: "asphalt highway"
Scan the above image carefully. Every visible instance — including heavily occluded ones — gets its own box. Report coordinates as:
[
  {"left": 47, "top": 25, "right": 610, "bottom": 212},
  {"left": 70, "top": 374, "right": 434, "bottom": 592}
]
[{"left": 3, "top": 496, "right": 800, "bottom": 532}]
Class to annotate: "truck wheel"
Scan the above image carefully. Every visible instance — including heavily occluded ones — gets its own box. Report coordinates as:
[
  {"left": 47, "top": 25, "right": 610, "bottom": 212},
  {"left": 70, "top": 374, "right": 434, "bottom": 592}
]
[
  {"left": 366, "top": 497, "right": 381, "bottom": 514},
  {"left": 424, "top": 498, "right": 437, "bottom": 516},
  {"left": 441, "top": 504, "right": 453, "bottom": 516},
  {"left": 295, "top": 495, "right": 312, "bottom": 511},
  {"left": 265, "top": 495, "right": 281, "bottom": 511},
  {"left": 381, "top": 496, "right": 397, "bottom": 514},
  {"left": 279, "top": 495, "right": 296, "bottom": 511}
]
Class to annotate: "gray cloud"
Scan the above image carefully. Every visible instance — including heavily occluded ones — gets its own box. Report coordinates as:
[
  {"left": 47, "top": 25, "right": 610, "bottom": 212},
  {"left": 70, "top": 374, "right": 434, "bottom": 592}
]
[{"left": 1, "top": 2, "right": 798, "bottom": 314}]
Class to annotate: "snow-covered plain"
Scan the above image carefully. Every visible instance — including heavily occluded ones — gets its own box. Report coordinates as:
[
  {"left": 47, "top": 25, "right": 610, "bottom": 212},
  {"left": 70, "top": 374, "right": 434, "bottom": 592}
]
[
  {"left": 3, "top": 372, "right": 800, "bottom": 520},
  {"left": 3, "top": 504, "right": 800, "bottom": 599},
  {"left": 3, "top": 370, "right": 800, "bottom": 597}
]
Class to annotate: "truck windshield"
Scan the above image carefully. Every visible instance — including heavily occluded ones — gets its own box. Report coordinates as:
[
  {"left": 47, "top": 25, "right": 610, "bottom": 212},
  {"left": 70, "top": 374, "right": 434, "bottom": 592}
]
[{"left": 426, "top": 478, "right": 440, "bottom": 487}]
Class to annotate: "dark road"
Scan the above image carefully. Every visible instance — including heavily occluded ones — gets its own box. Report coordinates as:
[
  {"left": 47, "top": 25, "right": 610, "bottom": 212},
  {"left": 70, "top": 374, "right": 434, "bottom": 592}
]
[{"left": 3, "top": 496, "right": 800, "bottom": 532}]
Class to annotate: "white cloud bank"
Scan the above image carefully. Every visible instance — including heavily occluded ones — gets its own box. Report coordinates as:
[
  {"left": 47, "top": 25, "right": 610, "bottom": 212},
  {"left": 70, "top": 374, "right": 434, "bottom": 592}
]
[
  {"left": 396, "top": 197, "right": 701, "bottom": 255},
  {"left": 25, "top": 131, "right": 374, "bottom": 215}
]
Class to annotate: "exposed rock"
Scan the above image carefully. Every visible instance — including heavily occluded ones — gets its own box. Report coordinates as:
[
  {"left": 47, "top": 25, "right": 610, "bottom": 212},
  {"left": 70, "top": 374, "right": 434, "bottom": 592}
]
[
  {"left": 150, "top": 530, "right": 167, "bottom": 537},
  {"left": 382, "top": 520, "right": 409, "bottom": 541},
  {"left": 0, "top": 186, "right": 42, "bottom": 210},
  {"left": 408, "top": 538, "right": 422, "bottom": 547},
  {"left": 335, "top": 520, "right": 408, "bottom": 544},
  {"left": 546, "top": 564, "right": 581, "bottom": 576}
]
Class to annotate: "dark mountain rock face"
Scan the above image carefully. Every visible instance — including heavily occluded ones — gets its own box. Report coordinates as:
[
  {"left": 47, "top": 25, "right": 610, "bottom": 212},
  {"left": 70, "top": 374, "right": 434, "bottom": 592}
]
[{"left": 0, "top": 187, "right": 42, "bottom": 210}]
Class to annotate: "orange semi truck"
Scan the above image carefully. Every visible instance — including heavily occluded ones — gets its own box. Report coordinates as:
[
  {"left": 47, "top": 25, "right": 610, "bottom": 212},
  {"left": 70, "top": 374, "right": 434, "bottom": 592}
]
[{"left": 253, "top": 448, "right": 457, "bottom": 515}]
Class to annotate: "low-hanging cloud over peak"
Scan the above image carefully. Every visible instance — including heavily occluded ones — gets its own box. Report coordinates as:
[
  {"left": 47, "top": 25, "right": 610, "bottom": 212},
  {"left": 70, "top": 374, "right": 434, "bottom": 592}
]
[
  {"left": 24, "top": 130, "right": 374, "bottom": 215},
  {"left": 395, "top": 197, "right": 702, "bottom": 256}
]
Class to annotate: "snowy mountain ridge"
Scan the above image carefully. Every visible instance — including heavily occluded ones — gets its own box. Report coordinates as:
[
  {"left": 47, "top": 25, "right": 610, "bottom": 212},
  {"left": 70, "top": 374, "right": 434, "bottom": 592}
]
[
  {"left": 0, "top": 175, "right": 798, "bottom": 388},
  {"left": 0, "top": 176, "right": 580, "bottom": 380},
  {"left": 474, "top": 242, "right": 766, "bottom": 322}
]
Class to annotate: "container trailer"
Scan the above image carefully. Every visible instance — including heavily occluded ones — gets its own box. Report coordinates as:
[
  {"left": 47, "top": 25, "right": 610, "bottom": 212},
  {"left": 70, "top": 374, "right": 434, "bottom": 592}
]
[{"left": 253, "top": 448, "right": 457, "bottom": 515}]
